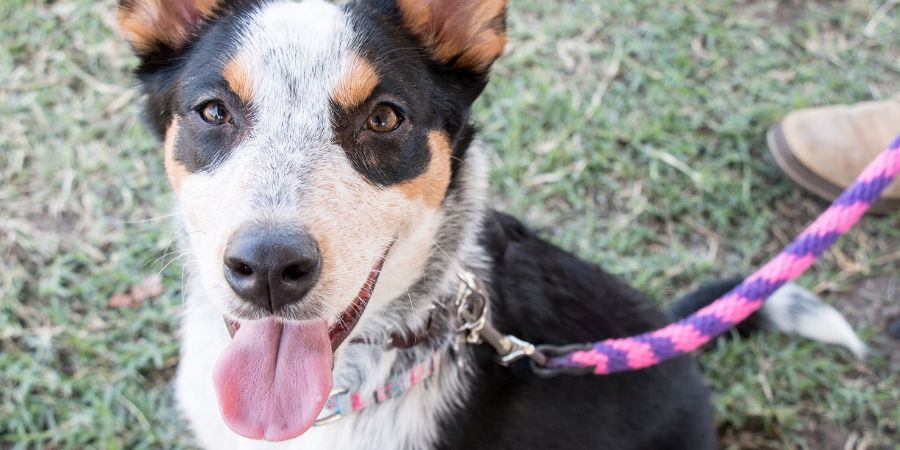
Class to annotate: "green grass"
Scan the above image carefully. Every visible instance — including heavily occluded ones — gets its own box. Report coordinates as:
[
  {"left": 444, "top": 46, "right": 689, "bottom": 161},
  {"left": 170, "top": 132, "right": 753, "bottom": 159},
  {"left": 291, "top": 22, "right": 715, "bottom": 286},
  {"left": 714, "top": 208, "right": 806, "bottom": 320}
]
[{"left": 2, "top": 0, "right": 898, "bottom": 448}]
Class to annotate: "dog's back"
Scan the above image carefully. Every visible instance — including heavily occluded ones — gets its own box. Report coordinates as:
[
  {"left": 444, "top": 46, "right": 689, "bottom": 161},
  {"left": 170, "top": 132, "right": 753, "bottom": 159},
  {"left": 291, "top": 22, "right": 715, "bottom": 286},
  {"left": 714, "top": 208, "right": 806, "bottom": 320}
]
[{"left": 438, "top": 211, "right": 715, "bottom": 449}]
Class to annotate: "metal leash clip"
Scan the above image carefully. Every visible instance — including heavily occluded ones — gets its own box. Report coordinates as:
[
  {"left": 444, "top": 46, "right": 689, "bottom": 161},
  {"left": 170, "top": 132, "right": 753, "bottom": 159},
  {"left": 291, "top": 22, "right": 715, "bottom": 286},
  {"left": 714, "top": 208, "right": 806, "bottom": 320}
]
[
  {"left": 454, "top": 270, "right": 488, "bottom": 344},
  {"left": 454, "top": 270, "right": 547, "bottom": 367}
]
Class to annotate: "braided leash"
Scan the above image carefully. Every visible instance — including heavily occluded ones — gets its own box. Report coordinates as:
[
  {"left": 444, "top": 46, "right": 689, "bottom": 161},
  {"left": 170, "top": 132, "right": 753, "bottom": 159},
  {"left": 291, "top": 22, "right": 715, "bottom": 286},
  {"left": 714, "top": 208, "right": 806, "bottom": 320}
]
[{"left": 543, "top": 134, "right": 900, "bottom": 375}]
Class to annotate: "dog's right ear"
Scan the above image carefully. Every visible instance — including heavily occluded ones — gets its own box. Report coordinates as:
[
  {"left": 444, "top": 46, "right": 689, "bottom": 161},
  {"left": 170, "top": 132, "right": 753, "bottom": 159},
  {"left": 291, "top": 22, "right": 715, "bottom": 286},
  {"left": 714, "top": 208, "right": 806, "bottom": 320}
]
[
  {"left": 118, "top": 0, "right": 223, "bottom": 138},
  {"left": 118, "top": 0, "right": 220, "bottom": 58}
]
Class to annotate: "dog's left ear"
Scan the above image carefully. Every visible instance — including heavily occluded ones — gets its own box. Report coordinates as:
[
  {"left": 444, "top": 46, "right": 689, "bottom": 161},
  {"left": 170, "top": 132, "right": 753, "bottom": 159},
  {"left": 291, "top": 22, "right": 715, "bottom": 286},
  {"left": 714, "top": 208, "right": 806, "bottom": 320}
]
[{"left": 395, "top": 0, "right": 507, "bottom": 72}]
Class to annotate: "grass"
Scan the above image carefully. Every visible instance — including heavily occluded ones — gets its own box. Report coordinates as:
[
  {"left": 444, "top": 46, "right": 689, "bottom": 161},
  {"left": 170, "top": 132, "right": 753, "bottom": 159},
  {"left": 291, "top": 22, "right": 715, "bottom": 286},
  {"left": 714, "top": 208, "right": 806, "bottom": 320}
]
[{"left": 1, "top": 0, "right": 898, "bottom": 448}]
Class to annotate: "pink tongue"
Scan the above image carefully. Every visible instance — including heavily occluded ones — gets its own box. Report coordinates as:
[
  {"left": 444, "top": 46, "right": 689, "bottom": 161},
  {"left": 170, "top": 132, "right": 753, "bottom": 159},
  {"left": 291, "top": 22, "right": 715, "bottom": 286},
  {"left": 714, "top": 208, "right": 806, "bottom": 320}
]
[{"left": 212, "top": 318, "right": 333, "bottom": 441}]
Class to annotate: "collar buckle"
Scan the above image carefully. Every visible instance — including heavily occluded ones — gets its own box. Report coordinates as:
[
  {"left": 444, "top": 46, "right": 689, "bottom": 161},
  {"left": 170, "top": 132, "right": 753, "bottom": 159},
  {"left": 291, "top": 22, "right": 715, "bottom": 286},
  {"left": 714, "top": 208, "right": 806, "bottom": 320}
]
[{"left": 314, "top": 388, "right": 348, "bottom": 426}]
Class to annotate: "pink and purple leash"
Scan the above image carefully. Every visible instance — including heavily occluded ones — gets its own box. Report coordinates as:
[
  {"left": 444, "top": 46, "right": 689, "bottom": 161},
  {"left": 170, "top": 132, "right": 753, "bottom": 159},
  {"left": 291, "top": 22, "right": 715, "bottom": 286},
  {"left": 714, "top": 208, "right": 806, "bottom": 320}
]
[{"left": 544, "top": 134, "right": 900, "bottom": 375}]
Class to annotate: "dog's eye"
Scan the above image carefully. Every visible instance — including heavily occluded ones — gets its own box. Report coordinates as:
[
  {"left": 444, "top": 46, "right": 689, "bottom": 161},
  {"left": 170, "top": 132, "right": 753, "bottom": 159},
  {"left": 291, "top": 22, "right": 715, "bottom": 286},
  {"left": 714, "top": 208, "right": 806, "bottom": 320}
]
[
  {"left": 198, "top": 101, "right": 231, "bottom": 125},
  {"left": 365, "top": 104, "right": 402, "bottom": 132}
]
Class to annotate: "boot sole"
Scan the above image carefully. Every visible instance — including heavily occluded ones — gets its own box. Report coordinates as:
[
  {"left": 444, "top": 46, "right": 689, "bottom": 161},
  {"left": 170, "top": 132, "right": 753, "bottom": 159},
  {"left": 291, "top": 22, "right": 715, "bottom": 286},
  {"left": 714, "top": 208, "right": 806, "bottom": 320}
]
[{"left": 766, "top": 123, "right": 898, "bottom": 215}]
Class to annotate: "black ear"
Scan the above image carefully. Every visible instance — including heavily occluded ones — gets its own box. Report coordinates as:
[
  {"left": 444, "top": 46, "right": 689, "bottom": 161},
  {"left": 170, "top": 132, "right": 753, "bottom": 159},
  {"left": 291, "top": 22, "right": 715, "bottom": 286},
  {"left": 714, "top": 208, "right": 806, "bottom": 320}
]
[
  {"left": 394, "top": 0, "right": 507, "bottom": 72},
  {"left": 117, "top": 0, "right": 221, "bottom": 58}
]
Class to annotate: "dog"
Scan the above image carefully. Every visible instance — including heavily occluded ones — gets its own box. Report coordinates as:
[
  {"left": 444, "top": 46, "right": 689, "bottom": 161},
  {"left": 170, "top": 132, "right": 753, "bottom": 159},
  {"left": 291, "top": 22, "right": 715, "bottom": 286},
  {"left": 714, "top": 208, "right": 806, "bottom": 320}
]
[{"left": 117, "top": 0, "right": 866, "bottom": 448}]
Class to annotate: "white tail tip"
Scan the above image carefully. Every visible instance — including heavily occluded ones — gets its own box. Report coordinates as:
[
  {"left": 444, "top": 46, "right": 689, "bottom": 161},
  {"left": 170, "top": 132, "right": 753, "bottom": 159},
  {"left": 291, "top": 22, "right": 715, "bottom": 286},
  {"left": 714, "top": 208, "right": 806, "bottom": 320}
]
[{"left": 762, "top": 283, "right": 868, "bottom": 359}]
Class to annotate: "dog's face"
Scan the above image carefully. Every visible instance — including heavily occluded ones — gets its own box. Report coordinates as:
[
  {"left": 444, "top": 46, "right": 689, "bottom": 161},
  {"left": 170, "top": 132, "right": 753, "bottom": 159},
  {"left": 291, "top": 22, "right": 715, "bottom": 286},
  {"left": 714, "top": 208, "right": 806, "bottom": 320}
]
[
  {"left": 120, "top": 0, "right": 505, "bottom": 322},
  {"left": 120, "top": 0, "right": 504, "bottom": 441}
]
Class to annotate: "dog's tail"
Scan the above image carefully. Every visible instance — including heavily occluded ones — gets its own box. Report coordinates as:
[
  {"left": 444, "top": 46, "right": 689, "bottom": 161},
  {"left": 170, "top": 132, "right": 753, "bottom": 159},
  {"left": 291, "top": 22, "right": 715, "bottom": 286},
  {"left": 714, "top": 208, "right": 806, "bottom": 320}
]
[{"left": 668, "top": 278, "right": 867, "bottom": 358}]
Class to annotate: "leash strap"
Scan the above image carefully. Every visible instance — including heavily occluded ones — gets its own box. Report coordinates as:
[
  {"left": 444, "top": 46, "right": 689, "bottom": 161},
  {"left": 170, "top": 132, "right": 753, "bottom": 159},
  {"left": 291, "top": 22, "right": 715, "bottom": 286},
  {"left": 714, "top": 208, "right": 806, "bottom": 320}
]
[
  {"left": 539, "top": 134, "right": 900, "bottom": 376},
  {"left": 315, "top": 134, "right": 899, "bottom": 422}
]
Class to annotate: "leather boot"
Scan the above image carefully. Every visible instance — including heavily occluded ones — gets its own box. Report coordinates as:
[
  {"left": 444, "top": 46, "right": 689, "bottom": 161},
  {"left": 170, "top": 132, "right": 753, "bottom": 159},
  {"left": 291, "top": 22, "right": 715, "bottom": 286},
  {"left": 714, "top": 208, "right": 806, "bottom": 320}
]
[{"left": 767, "top": 96, "right": 900, "bottom": 214}]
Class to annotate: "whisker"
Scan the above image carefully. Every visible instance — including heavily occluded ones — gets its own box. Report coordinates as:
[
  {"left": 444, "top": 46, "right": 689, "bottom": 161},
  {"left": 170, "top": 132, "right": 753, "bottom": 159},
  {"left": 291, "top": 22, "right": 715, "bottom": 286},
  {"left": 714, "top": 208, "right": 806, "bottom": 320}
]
[{"left": 157, "top": 252, "right": 189, "bottom": 277}]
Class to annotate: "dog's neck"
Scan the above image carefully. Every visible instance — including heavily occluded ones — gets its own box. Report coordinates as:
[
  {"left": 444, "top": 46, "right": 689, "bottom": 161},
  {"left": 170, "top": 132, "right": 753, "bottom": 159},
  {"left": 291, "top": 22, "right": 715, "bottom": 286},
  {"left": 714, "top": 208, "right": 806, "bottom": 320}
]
[
  {"left": 298, "top": 139, "right": 489, "bottom": 448},
  {"left": 331, "top": 136, "right": 491, "bottom": 391}
]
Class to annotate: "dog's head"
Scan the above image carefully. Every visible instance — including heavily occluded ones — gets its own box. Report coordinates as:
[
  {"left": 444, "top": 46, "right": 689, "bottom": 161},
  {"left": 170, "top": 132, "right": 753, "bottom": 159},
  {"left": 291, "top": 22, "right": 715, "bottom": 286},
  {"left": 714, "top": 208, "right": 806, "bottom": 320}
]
[{"left": 119, "top": 0, "right": 505, "bottom": 441}]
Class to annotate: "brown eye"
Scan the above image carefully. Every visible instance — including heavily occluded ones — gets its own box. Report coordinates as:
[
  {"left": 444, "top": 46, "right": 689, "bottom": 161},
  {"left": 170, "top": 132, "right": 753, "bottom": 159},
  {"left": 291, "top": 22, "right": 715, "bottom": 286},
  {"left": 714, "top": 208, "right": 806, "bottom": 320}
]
[
  {"left": 198, "top": 101, "right": 231, "bottom": 125},
  {"left": 365, "top": 104, "right": 402, "bottom": 132}
]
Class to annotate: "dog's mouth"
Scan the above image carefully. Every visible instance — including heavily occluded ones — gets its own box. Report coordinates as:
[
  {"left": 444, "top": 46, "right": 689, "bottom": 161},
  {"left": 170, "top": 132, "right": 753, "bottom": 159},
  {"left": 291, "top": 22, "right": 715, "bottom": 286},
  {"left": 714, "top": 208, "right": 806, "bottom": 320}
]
[{"left": 211, "top": 248, "right": 389, "bottom": 442}]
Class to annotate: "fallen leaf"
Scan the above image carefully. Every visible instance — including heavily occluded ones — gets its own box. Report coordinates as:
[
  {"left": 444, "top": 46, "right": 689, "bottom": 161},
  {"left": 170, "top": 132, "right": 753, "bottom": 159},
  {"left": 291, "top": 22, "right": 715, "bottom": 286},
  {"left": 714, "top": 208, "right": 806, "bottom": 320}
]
[
  {"left": 130, "top": 274, "right": 164, "bottom": 303},
  {"left": 108, "top": 292, "right": 134, "bottom": 309},
  {"left": 108, "top": 274, "right": 164, "bottom": 309}
]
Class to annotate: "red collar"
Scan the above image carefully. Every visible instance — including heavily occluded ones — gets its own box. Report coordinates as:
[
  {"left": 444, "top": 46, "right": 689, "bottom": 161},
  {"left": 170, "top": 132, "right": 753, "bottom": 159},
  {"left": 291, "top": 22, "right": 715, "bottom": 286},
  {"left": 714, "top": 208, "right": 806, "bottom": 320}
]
[{"left": 328, "top": 254, "right": 387, "bottom": 351}]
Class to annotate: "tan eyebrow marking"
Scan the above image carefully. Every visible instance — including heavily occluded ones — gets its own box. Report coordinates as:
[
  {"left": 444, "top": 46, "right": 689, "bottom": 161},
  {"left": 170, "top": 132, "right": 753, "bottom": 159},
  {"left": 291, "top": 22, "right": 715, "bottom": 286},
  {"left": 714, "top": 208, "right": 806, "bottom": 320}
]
[
  {"left": 332, "top": 54, "right": 379, "bottom": 109},
  {"left": 223, "top": 52, "right": 254, "bottom": 103}
]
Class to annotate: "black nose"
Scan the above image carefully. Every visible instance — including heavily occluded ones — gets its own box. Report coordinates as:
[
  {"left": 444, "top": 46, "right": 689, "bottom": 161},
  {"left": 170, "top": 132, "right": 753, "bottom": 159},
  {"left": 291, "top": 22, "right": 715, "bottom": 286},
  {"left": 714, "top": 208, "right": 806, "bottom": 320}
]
[{"left": 223, "top": 225, "right": 321, "bottom": 312}]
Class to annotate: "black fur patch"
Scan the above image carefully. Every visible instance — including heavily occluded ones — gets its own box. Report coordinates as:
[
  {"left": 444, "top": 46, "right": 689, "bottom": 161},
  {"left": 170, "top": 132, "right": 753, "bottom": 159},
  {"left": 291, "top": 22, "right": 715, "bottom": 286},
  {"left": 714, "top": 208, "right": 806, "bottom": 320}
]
[
  {"left": 434, "top": 212, "right": 717, "bottom": 450},
  {"left": 329, "top": 1, "right": 490, "bottom": 189},
  {"left": 167, "top": 19, "right": 256, "bottom": 173},
  {"left": 130, "top": 1, "right": 262, "bottom": 172}
]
